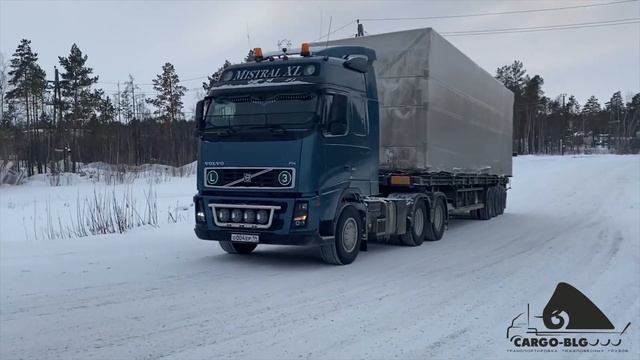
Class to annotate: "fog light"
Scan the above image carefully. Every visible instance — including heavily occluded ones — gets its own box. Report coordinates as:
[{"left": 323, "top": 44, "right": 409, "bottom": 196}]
[
  {"left": 218, "top": 208, "right": 230, "bottom": 222},
  {"left": 243, "top": 209, "right": 256, "bottom": 223},
  {"left": 195, "top": 200, "right": 206, "bottom": 223},
  {"left": 256, "top": 209, "right": 269, "bottom": 224},
  {"left": 293, "top": 201, "right": 308, "bottom": 227},
  {"left": 231, "top": 209, "right": 243, "bottom": 223}
]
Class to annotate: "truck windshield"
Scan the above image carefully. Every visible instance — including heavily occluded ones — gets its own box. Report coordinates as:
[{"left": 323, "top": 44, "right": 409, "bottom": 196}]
[{"left": 205, "top": 93, "right": 319, "bottom": 132}]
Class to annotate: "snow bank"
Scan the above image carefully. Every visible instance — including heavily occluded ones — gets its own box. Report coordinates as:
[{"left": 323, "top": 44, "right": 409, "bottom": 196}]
[{"left": 0, "top": 155, "right": 638, "bottom": 359}]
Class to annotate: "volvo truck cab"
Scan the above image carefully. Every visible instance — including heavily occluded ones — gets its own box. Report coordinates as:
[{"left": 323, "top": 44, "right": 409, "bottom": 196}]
[{"left": 194, "top": 45, "right": 380, "bottom": 263}]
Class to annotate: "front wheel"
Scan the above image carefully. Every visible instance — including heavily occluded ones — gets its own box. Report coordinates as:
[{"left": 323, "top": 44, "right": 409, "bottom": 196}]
[
  {"left": 320, "top": 206, "right": 362, "bottom": 265},
  {"left": 219, "top": 241, "right": 257, "bottom": 254}
]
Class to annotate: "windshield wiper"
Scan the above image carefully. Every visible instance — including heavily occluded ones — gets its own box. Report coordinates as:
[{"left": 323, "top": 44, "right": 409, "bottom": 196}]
[
  {"left": 244, "top": 124, "right": 290, "bottom": 134},
  {"left": 205, "top": 128, "right": 237, "bottom": 137},
  {"left": 267, "top": 124, "right": 288, "bottom": 134}
]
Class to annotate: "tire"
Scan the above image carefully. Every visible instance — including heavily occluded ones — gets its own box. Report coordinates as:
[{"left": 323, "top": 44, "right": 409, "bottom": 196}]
[
  {"left": 425, "top": 196, "right": 446, "bottom": 241},
  {"left": 497, "top": 186, "right": 505, "bottom": 215},
  {"left": 400, "top": 199, "right": 427, "bottom": 246},
  {"left": 320, "top": 206, "right": 362, "bottom": 265},
  {"left": 478, "top": 188, "right": 491, "bottom": 220},
  {"left": 219, "top": 241, "right": 257, "bottom": 254},
  {"left": 488, "top": 188, "right": 497, "bottom": 218},
  {"left": 502, "top": 187, "right": 508, "bottom": 213}
]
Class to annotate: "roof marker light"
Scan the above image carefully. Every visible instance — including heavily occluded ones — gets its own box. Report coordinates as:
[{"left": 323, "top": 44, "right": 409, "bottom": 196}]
[
  {"left": 254, "top": 47, "right": 263, "bottom": 61},
  {"left": 300, "top": 43, "right": 311, "bottom": 57}
]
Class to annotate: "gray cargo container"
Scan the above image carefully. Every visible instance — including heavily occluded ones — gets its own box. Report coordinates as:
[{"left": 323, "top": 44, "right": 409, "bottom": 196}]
[{"left": 314, "top": 28, "right": 514, "bottom": 176}]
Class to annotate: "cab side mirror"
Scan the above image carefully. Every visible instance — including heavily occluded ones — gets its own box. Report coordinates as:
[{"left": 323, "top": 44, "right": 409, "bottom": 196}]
[
  {"left": 343, "top": 55, "right": 369, "bottom": 73},
  {"left": 327, "top": 120, "right": 347, "bottom": 136},
  {"left": 196, "top": 100, "right": 205, "bottom": 132}
]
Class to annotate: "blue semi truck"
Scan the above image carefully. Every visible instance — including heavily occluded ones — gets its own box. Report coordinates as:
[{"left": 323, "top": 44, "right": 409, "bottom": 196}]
[{"left": 193, "top": 28, "right": 514, "bottom": 264}]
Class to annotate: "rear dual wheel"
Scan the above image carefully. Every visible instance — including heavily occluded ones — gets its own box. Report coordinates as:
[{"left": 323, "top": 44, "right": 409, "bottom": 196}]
[
  {"left": 425, "top": 197, "right": 446, "bottom": 241},
  {"left": 478, "top": 186, "right": 504, "bottom": 220},
  {"left": 400, "top": 200, "right": 427, "bottom": 246},
  {"left": 401, "top": 196, "right": 447, "bottom": 246}
]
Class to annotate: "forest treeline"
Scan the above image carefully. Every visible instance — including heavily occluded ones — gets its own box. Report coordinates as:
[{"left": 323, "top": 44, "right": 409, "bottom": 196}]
[{"left": 0, "top": 40, "right": 638, "bottom": 177}]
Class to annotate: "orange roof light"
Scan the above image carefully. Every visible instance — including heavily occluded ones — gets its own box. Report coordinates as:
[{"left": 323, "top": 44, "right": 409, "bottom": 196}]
[
  {"left": 254, "top": 47, "right": 263, "bottom": 61},
  {"left": 300, "top": 43, "right": 311, "bottom": 57}
]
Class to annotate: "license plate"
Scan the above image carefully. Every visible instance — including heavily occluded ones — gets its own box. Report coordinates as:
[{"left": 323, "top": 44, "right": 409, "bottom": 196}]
[{"left": 231, "top": 234, "right": 259, "bottom": 243}]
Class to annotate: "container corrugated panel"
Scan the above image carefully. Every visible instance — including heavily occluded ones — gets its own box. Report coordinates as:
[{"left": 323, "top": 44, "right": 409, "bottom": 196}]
[{"left": 314, "top": 28, "right": 514, "bottom": 176}]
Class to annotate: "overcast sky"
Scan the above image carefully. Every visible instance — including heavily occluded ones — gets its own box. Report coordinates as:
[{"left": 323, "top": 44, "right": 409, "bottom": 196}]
[{"left": 1, "top": 0, "right": 639, "bottom": 113}]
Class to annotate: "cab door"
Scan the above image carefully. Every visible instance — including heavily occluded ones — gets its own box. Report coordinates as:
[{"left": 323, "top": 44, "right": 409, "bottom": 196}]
[{"left": 321, "top": 92, "right": 372, "bottom": 196}]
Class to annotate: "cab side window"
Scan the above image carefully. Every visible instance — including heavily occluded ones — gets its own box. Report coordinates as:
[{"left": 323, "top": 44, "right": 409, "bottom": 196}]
[
  {"left": 350, "top": 98, "right": 368, "bottom": 136},
  {"left": 324, "top": 94, "right": 349, "bottom": 136}
]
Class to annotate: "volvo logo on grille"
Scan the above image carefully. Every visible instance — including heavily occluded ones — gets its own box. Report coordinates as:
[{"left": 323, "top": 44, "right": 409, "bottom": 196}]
[{"left": 243, "top": 173, "right": 252, "bottom": 183}]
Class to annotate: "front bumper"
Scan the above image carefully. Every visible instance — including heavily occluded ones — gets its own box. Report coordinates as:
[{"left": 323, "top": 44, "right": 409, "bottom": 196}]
[
  {"left": 193, "top": 227, "right": 330, "bottom": 246},
  {"left": 193, "top": 194, "right": 329, "bottom": 246}
]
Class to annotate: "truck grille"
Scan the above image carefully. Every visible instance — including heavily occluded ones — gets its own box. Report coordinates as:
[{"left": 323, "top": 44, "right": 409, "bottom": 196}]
[{"left": 204, "top": 167, "right": 295, "bottom": 189}]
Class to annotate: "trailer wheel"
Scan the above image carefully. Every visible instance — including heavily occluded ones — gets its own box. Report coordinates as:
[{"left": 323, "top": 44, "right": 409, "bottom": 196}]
[
  {"left": 488, "top": 188, "right": 497, "bottom": 218},
  {"left": 400, "top": 199, "right": 427, "bottom": 246},
  {"left": 502, "top": 187, "right": 508, "bottom": 213},
  {"left": 478, "top": 188, "right": 491, "bottom": 220},
  {"left": 219, "top": 241, "right": 257, "bottom": 255},
  {"left": 320, "top": 206, "right": 361, "bottom": 265},
  {"left": 425, "top": 197, "right": 446, "bottom": 241},
  {"left": 497, "top": 186, "right": 505, "bottom": 215}
]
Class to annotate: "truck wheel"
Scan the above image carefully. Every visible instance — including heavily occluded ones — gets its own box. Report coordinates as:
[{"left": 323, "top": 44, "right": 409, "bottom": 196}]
[
  {"left": 425, "top": 197, "right": 446, "bottom": 241},
  {"left": 478, "top": 188, "right": 491, "bottom": 220},
  {"left": 219, "top": 241, "right": 257, "bottom": 254},
  {"left": 502, "top": 187, "right": 508, "bottom": 213},
  {"left": 488, "top": 188, "right": 497, "bottom": 218},
  {"left": 320, "top": 206, "right": 361, "bottom": 265},
  {"left": 400, "top": 199, "right": 427, "bottom": 246},
  {"left": 497, "top": 186, "right": 505, "bottom": 215}
]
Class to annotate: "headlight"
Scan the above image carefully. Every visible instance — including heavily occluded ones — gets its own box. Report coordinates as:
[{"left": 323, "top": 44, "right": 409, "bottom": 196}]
[
  {"left": 218, "top": 208, "right": 230, "bottom": 222},
  {"left": 256, "top": 209, "right": 269, "bottom": 224},
  {"left": 231, "top": 209, "right": 243, "bottom": 223},
  {"left": 221, "top": 71, "right": 233, "bottom": 82},
  {"left": 243, "top": 209, "right": 256, "bottom": 223},
  {"left": 303, "top": 64, "right": 316, "bottom": 76}
]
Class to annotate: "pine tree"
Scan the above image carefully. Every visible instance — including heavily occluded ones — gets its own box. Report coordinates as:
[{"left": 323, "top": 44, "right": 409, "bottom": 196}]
[
  {"left": 146, "top": 62, "right": 186, "bottom": 123},
  {"left": 0, "top": 53, "right": 8, "bottom": 122},
  {"left": 58, "top": 44, "right": 99, "bottom": 172},
  {"left": 58, "top": 44, "right": 99, "bottom": 125},
  {"left": 6, "top": 39, "right": 48, "bottom": 175},
  {"left": 582, "top": 95, "right": 601, "bottom": 115},
  {"left": 523, "top": 75, "right": 545, "bottom": 153},
  {"left": 202, "top": 60, "right": 231, "bottom": 91},
  {"left": 119, "top": 74, "right": 138, "bottom": 122},
  {"left": 495, "top": 61, "right": 526, "bottom": 95},
  {"left": 6, "top": 39, "right": 47, "bottom": 125},
  {"left": 495, "top": 60, "right": 528, "bottom": 153}
]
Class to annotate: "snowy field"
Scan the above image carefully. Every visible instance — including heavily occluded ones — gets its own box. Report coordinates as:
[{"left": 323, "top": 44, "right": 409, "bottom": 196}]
[{"left": 1, "top": 155, "right": 639, "bottom": 359}]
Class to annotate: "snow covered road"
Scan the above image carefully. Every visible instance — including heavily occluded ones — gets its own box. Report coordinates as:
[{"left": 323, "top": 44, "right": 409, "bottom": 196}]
[{"left": 1, "top": 155, "right": 639, "bottom": 359}]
